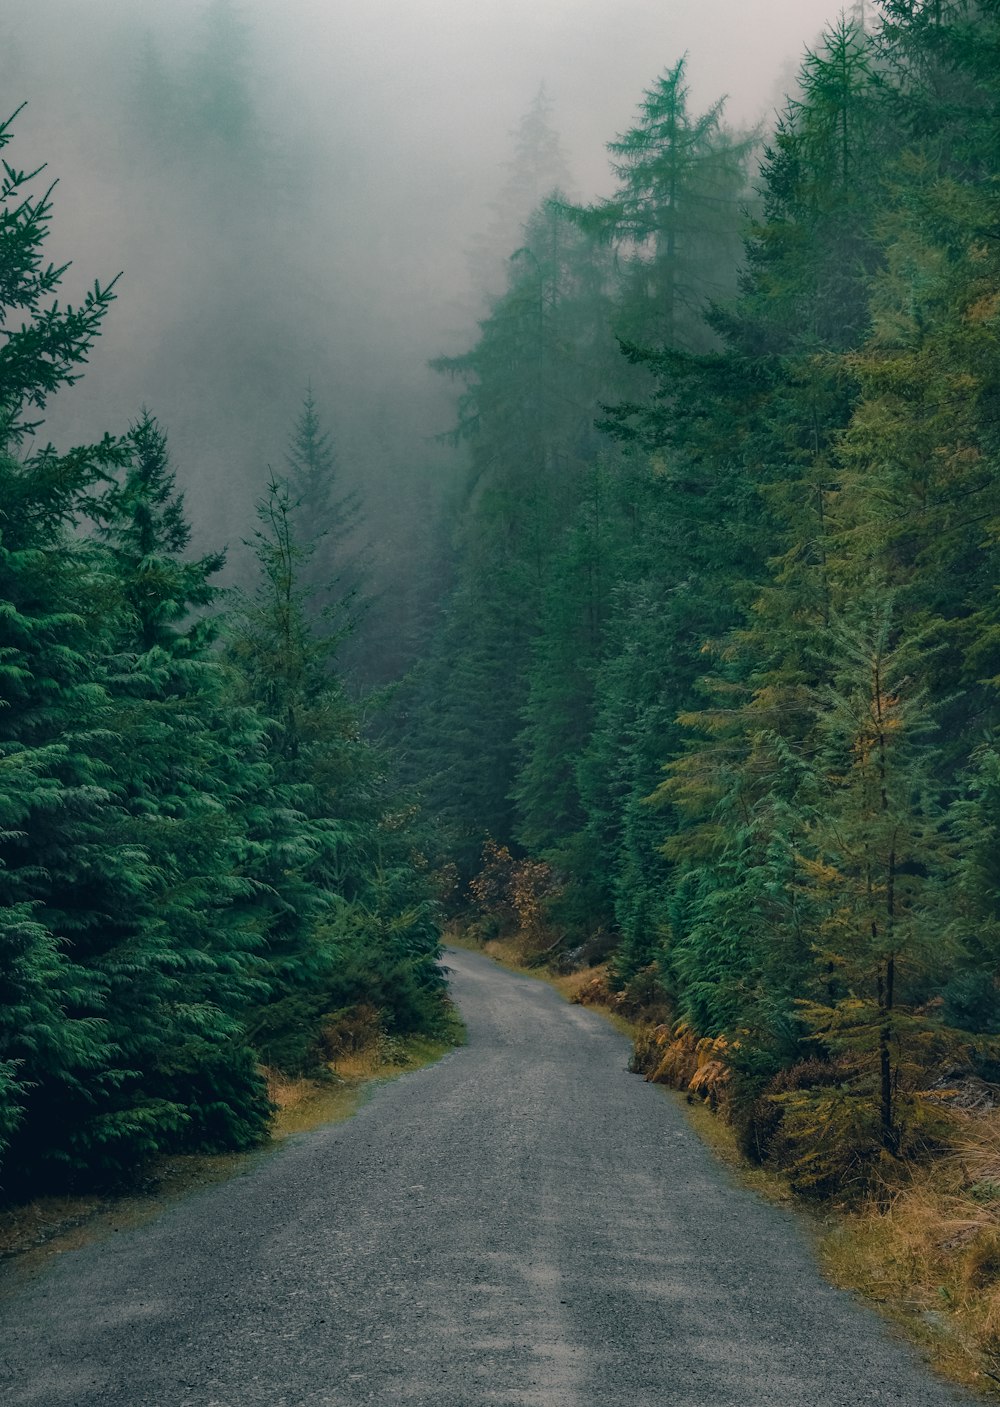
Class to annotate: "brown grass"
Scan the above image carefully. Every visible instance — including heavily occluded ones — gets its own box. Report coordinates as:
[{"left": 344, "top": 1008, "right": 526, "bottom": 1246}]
[
  {"left": 0, "top": 1146, "right": 264, "bottom": 1279},
  {"left": 820, "top": 1109, "right": 1000, "bottom": 1395}
]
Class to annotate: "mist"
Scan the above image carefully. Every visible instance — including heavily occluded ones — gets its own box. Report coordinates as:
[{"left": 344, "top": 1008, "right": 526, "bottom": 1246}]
[{"left": 4, "top": 0, "right": 843, "bottom": 673}]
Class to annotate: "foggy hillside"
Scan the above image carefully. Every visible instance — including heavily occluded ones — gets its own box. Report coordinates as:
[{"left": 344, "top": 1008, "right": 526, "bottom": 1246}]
[
  {"left": 5, "top": 0, "right": 838, "bottom": 675},
  {"left": 8, "top": 5, "right": 1000, "bottom": 1396}
]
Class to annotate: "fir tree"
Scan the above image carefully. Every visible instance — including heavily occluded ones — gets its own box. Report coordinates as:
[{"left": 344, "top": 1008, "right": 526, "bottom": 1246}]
[
  {"left": 470, "top": 84, "right": 573, "bottom": 303},
  {"left": 229, "top": 477, "right": 444, "bottom": 1065},
  {"left": 91, "top": 412, "right": 271, "bottom": 1161},
  {"left": 285, "top": 388, "right": 367, "bottom": 639},
  {"left": 563, "top": 57, "right": 753, "bottom": 350}
]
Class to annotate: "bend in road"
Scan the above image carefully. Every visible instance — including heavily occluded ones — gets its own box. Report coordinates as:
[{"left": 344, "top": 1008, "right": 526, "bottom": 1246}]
[{"left": 0, "top": 947, "right": 980, "bottom": 1405}]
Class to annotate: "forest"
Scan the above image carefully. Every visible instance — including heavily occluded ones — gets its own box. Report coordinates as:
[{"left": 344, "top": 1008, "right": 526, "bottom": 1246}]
[
  {"left": 0, "top": 104, "right": 447, "bottom": 1196},
  {"left": 2, "top": 0, "right": 1000, "bottom": 1212},
  {"left": 405, "top": 0, "right": 1000, "bottom": 1193}
]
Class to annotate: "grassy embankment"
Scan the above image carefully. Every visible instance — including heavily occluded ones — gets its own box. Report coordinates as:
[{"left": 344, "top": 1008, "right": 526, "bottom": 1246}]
[
  {"left": 0, "top": 1010, "right": 464, "bottom": 1276},
  {"left": 453, "top": 927, "right": 1000, "bottom": 1398}
]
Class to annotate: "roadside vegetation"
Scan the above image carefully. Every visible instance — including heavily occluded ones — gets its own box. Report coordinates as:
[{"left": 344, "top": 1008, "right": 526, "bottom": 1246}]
[
  {"left": 408, "top": 9, "right": 1000, "bottom": 1386},
  {"left": 0, "top": 108, "right": 453, "bottom": 1207}
]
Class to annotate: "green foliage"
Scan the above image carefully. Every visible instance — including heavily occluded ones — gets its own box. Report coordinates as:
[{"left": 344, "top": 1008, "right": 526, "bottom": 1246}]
[
  {"left": 228, "top": 476, "right": 444, "bottom": 1072},
  {"left": 414, "top": 10, "right": 1000, "bottom": 1192},
  {"left": 563, "top": 56, "right": 754, "bottom": 350},
  {"left": 0, "top": 108, "right": 120, "bottom": 444},
  {"left": 285, "top": 388, "right": 368, "bottom": 641},
  {"left": 0, "top": 119, "right": 444, "bottom": 1199}
]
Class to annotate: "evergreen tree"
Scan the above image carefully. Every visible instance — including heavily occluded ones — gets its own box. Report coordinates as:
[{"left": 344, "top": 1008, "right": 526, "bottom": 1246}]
[
  {"left": 0, "top": 108, "right": 120, "bottom": 445},
  {"left": 186, "top": 0, "right": 262, "bottom": 170},
  {"left": 91, "top": 412, "right": 271, "bottom": 1161},
  {"left": 0, "top": 112, "right": 130, "bottom": 1182},
  {"left": 564, "top": 56, "right": 753, "bottom": 350},
  {"left": 285, "top": 388, "right": 367, "bottom": 639},
  {"left": 229, "top": 477, "right": 444, "bottom": 1066},
  {"left": 470, "top": 84, "right": 573, "bottom": 303},
  {"left": 779, "top": 604, "right": 969, "bottom": 1179},
  {"left": 416, "top": 197, "right": 626, "bottom": 868}
]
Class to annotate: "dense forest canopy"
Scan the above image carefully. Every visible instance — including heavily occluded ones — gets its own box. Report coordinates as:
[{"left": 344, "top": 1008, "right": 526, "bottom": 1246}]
[
  {"left": 3, "top": 0, "right": 1000, "bottom": 1200},
  {"left": 406, "top": 0, "right": 1000, "bottom": 1188}
]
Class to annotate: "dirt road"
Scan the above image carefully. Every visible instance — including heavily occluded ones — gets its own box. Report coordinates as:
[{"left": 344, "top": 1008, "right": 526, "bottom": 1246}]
[{"left": 0, "top": 947, "right": 978, "bottom": 1405}]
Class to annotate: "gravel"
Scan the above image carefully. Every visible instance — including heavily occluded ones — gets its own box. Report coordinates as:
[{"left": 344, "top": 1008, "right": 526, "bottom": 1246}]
[{"left": 0, "top": 946, "right": 981, "bottom": 1405}]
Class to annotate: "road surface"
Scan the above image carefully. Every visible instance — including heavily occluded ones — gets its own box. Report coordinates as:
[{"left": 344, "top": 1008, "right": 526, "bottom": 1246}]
[{"left": 0, "top": 947, "right": 980, "bottom": 1405}]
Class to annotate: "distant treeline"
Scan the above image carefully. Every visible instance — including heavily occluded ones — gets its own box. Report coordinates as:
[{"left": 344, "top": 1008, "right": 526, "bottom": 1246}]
[
  {"left": 406, "top": 1, "right": 1000, "bottom": 1189},
  {"left": 0, "top": 111, "right": 444, "bottom": 1199}
]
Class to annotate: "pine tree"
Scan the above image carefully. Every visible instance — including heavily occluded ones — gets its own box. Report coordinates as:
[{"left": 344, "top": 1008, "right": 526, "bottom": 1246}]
[
  {"left": 721, "top": 16, "right": 884, "bottom": 357},
  {"left": 229, "top": 478, "right": 444, "bottom": 1066},
  {"left": 420, "top": 198, "right": 626, "bottom": 865},
  {"left": 564, "top": 57, "right": 753, "bottom": 350},
  {"left": 186, "top": 0, "right": 261, "bottom": 169},
  {"left": 91, "top": 412, "right": 271, "bottom": 1160},
  {"left": 781, "top": 604, "right": 967, "bottom": 1178},
  {"left": 470, "top": 84, "right": 573, "bottom": 303},
  {"left": 0, "top": 113, "right": 132, "bottom": 1183},
  {"left": 513, "top": 464, "right": 612, "bottom": 856},
  {"left": 285, "top": 388, "right": 367, "bottom": 639},
  {"left": 0, "top": 107, "right": 119, "bottom": 446}
]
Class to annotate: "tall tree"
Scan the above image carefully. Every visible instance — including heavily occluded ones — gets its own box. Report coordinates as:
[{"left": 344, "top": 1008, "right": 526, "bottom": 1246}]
[
  {"left": 229, "top": 478, "right": 444, "bottom": 1065},
  {"left": 470, "top": 84, "right": 573, "bottom": 303},
  {"left": 285, "top": 388, "right": 367, "bottom": 641},
  {"left": 565, "top": 56, "right": 753, "bottom": 350},
  {"left": 0, "top": 110, "right": 126, "bottom": 1177}
]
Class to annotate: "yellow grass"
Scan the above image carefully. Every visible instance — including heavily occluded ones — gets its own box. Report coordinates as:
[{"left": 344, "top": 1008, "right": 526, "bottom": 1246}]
[
  {"left": 820, "top": 1109, "right": 1000, "bottom": 1395},
  {"left": 267, "top": 1025, "right": 464, "bottom": 1138}
]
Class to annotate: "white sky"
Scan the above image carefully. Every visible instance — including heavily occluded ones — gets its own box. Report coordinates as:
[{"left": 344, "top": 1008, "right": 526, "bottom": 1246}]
[
  {"left": 260, "top": 0, "right": 846, "bottom": 199},
  {"left": 5, "top": 0, "right": 850, "bottom": 539}
]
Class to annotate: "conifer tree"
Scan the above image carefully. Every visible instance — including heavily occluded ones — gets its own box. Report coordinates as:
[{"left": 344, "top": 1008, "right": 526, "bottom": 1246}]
[
  {"left": 285, "top": 389, "right": 367, "bottom": 638},
  {"left": 229, "top": 477, "right": 444, "bottom": 1065},
  {"left": 418, "top": 198, "right": 625, "bottom": 866},
  {"left": 186, "top": 0, "right": 261, "bottom": 168},
  {"left": 470, "top": 84, "right": 573, "bottom": 302},
  {"left": 0, "top": 112, "right": 133, "bottom": 1182},
  {"left": 779, "top": 604, "right": 971, "bottom": 1177},
  {"left": 0, "top": 111, "right": 446, "bottom": 1197},
  {"left": 91, "top": 412, "right": 271, "bottom": 1159},
  {"left": 0, "top": 108, "right": 119, "bottom": 445},
  {"left": 564, "top": 57, "right": 753, "bottom": 350}
]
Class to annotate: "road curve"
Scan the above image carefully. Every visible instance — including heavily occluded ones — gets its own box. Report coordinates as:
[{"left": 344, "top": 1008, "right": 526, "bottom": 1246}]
[{"left": 0, "top": 947, "right": 979, "bottom": 1406}]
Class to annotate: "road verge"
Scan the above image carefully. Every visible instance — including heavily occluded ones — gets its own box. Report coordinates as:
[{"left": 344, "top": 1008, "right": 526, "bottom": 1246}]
[{"left": 451, "top": 927, "right": 1000, "bottom": 1399}]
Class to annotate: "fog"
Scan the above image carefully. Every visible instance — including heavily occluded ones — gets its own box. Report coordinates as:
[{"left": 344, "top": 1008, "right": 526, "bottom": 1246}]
[{"left": 4, "top": 0, "right": 844, "bottom": 670}]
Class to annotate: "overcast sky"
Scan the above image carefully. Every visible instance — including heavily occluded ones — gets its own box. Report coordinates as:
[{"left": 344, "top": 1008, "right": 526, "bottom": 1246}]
[
  {"left": 5, "top": 0, "right": 849, "bottom": 547},
  {"left": 10, "top": 0, "right": 847, "bottom": 298}
]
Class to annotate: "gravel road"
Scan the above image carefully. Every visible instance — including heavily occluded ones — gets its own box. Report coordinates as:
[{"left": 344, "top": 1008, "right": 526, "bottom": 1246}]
[{"left": 0, "top": 947, "right": 981, "bottom": 1406}]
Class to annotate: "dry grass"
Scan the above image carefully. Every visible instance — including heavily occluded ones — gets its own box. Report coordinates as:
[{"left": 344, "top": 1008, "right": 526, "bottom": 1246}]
[
  {"left": 0, "top": 1146, "right": 262, "bottom": 1279},
  {"left": 821, "top": 1109, "right": 1000, "bottom": 1395},
  {"left": 1, "top": 1020, "right": 463, "bottom": 1278}
]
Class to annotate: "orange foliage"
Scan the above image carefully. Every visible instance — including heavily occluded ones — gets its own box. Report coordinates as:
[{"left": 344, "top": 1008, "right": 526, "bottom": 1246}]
[
  {"left": 469, "top": 839, "right": 560, "bottom": 941},
  {"left": 643, "top": 1020, "right": 733, "bottom": 1109}
]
